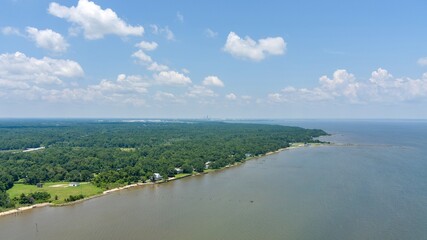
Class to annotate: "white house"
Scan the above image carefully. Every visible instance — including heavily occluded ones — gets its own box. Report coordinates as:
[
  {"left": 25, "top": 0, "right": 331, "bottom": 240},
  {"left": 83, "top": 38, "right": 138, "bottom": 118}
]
[
  {"left": 205, "top": 161, "right": 211, "bottom": 169},
  {"left": 174, "top": 168, "right": 183, "bottom": 174},
  {"left": 153, "top": 173, "right": 163, "bottom": 181}
]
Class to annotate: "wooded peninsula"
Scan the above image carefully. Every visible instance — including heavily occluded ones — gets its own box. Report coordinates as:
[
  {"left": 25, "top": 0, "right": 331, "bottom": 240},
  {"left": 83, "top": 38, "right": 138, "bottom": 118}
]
[{"left": 0, "top": 120, "right": 327, "bottom": 210}]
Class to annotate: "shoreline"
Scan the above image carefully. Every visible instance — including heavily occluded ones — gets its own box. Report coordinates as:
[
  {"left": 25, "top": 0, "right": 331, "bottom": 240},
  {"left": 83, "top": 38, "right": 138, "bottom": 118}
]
[{"left": 0, "top": 142, "right": 327, "bottom": 218}]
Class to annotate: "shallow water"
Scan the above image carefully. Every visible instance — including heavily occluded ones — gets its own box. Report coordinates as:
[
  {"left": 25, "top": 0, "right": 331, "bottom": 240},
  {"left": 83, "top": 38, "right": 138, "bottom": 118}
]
[{"left": 1, "top": 120, "right": 426, "bottom": 240}]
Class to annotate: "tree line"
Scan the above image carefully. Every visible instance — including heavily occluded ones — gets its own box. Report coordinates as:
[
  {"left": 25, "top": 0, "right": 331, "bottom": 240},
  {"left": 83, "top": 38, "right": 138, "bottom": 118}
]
[{"left": 0, "top": 120, "right": 327, "bottom": 209}]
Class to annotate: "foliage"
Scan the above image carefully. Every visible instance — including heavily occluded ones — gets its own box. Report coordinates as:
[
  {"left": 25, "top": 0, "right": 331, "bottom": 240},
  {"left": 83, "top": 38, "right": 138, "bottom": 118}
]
[
  {"left": 0, "top": 191, "right": 14, "bottom": 209},
  {"left": 64, "top": 194, "right": 85, "bottom": 202},
  {"left": 0, "top": 120, "right": 327, "bottom": 207},
  {"left": 15, "top": 191, "right": 51, "bottom": 204}
]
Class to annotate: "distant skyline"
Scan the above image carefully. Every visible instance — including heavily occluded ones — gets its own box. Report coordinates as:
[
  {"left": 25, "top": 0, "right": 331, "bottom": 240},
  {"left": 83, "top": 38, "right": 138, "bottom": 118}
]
[{"left": 1, "top": 0, "right": 427, "bottom": 118}]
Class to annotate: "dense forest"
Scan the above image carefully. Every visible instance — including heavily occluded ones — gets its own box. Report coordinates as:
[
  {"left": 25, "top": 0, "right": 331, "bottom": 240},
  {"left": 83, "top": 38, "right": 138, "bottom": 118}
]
[{"left": 0, "top": 120, "right": 327, "bottom": 209}]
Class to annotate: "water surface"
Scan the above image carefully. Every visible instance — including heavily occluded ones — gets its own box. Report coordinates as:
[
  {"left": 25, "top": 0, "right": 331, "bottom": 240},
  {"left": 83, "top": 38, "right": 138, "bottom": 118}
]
[{"left": 1, "top": 120, "right": 426, "bottom": 240}]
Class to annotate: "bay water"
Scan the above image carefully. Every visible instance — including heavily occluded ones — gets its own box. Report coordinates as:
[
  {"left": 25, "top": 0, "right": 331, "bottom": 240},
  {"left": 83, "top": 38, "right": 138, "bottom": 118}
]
[{"left": 0, "top": 120, "right": 426, "bottom": 240}]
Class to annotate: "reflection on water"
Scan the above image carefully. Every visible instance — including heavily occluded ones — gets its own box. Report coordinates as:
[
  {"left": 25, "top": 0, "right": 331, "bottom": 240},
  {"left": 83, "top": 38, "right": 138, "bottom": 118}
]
[{"left": 0, "top": 121, "right": 426, "bottom": 240}]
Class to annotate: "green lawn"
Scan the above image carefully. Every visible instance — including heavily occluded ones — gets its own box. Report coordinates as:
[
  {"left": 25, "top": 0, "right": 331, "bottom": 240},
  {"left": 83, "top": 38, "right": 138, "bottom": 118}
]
[
  {"left": 7, "top": 182, "right": 104, "bottom": 204},
  {"left": 174, "top": 173, "right": 191, "bottom": 179}
]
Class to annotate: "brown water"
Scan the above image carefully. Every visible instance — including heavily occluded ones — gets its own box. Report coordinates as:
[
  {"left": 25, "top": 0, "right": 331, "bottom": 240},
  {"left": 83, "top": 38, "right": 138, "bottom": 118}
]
[{"left": 1, "top": 121, "right": 427, "bottom": 240}]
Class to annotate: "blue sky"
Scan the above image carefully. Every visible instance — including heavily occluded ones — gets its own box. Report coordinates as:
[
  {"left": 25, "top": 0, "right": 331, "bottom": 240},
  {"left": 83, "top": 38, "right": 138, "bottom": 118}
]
[{"left": 1, "top": 0, "right": 427, "bottom": 118}]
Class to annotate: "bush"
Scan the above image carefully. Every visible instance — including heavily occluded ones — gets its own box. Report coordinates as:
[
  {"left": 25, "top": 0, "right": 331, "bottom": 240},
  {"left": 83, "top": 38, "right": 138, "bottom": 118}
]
[
  {"left": 65, "top": 194, "right": 84, "bottom": 202},
  {"left": 16, "top": 192, "right": 51, "bottom": 204}
]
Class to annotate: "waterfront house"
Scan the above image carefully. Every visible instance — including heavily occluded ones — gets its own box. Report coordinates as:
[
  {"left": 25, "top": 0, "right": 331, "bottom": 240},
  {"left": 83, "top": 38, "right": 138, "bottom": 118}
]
[
  {"left": 174, "top": 168, "right": 183, "bottom": 174},
  {"left": 205, "top": 161, "right": 211, "bottom": 169},
  {"left": 153, "top": 173, "right": 163, "bottom": 181},
  {"left": 69, "top": 182, "right": 80, "bottom": 187}
]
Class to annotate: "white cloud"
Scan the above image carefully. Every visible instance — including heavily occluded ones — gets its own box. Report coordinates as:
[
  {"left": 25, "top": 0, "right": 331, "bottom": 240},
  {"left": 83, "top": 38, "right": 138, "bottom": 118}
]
[
  {"left": 369, "top": 68, "right": 393, "bottom": 87},
  {"left": 147, "top": 62, "right": 169, "bottom": 72},
  {"left": 268, "top": 93, "right": 283, "bottom": 103},
  {"left": 132, "top": 41, "right": 170, "bottom": 72},
  {"left": 48, "top": 0, "right": 144, "bottom": 40},
  {"left": 132, "top": 49, "right": 152, "bottom": 63},
  {"left": 135, "top": 41, "right": 158, "bottom": 51},
  {"left": 0, "top": 79, "right": 31, "bottom": 90},
  {"left": 176, "top": 12, "right": 184, "bottom": 23},
  {"left": 150, "top": 24, "right": 174, "bottom": 40},
  {"left": 223, "top": 32, "right": 286, "bottom": 61},
  {"left": 269, "top": 68, "right": 427, "bottom": 104},
  {"left": 418, "top": 57, "right": 427, "bottom": 66},
  {"left": 26, "top": 27, "right": 69, "bottom": 53},
  {"left": 154, "top": 71, "right": 191, "bottom": 85},
  {"left": 182, "top": 68, "right": 190, "bottom": 74},
  {"left": 318, "top": 69, "right": 360, "bottom": 101},
  {"left": 33, "top": 74, "right": 150, "bottom": 105},
  {"left": 187, "top": 85, "right": 216, "bottom": 98},
  {"left": 205, "top": 28, "right": 218, "bottom": 38},
  {"left": 91, "top": 74, "right": 148, "bottom": 94},
  {"left": 226, "top": 93, "right": 237, "bottom": 100},
  {"left": 203, "top": 76, "right": 224, "bottom": 87},
  {"left": 154, "top": 91, "right": 185, "bottom": 103},
  {"left": 1, "top": 26, "right": 22, "bottom": 36},
  {"left": 282, "top": 87, "right": 334, "bottom": 102},
  {"left": 0, "top": 52, "right": 83, "bottom": 85},
  {"left": 155, "top": 91, "right": 177, "bottom": 102}
]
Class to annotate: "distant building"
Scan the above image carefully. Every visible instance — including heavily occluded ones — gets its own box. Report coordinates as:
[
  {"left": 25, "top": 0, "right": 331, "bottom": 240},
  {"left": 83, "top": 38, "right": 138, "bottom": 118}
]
[
  {"left": 36, "top": 183, "right": 43, "bottom": 188},
  {"left": 174, "top": 168, "right": 183, "bottom": 174},
  {"left": 245, "top": 153, "right": 252, "bottom": 158},
  {"left": 69, "top": 182, "right": 80, "bottom": 187},
  {"left": 205, "top": 161, "right": 211, "bottom": 169},
  {"left": 153, "top": 173, "right": 163, "bottom": 181}
]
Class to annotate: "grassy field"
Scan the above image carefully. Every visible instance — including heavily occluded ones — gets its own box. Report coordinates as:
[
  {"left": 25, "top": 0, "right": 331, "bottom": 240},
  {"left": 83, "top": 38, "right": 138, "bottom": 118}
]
[{"left": 7, "top": 182, "right": 104, "bottom": 204}]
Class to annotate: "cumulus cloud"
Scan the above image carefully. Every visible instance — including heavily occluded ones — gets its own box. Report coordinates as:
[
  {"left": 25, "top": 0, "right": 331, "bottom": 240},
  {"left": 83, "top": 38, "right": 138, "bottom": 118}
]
[
  {"left": 0, "top": 52, "right": 83, "bottom": 86},
  {"left": 135, "top": 41, "right": 158, "bottom": 51},
  {"left": 150, "top": 24, "right": 174, "bottom": 40},
  {"left": 26, "top": 27, "right": 69, "bottom": 53},
  {"left": 154, "top": 71, "right": 191, "bottom": 85},
  {"left": 418, "top": 57, "right": 427, "bottom": 66},
  {"left": 318, "top": 69, "right": 360, "bottom": 100},
  {"left": 147, "top": 62, "right": 169, "bottom": 72},
  {"left": 226, "top": 93, "right": 237, "bottom": 100},
  {"left": 90, "top": 74, "right": 148, "bottom": 94},
  {"left": 48, "top": 0, "right": 144, "bottom": 39},
  {"left": 203, "top": 76, "right": 224, "bottom": 87},
  {"left": 27, "top": 74, "right": 150, "bottom": 105},
  {"left": 369, "top": 68, "right": 393, "bottom": 87},
  {"left": 223, "top": 32, "right": 286, "bottom": 61},
  {"left": 132, "top": 49, "right": 152, "bottom": 63},
  {"left": 269, "top": 68, "right": 427, "bottom": 104},
  {"left": 132, "top": 41, "right": 171, "bottom": 72},
  {"left": 186, "top": 85, "right": 216, "bottom": 98},
  {"left": 205, "top": 28, "right": 218, "bottom": 38}
]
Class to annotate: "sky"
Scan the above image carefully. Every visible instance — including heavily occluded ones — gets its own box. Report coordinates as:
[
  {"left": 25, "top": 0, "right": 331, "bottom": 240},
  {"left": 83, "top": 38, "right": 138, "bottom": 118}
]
[{"left": 1, "top": 0, "right": 427, "bottom": 119}]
